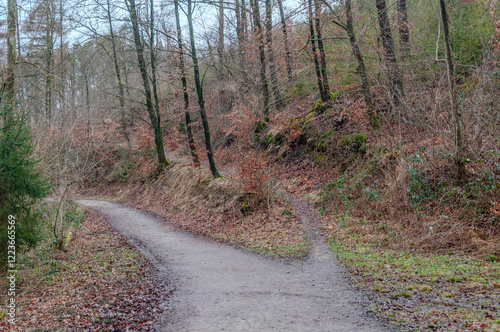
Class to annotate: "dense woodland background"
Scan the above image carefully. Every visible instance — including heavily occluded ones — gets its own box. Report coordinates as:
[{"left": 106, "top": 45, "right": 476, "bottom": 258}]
[{"left": 1, "top": 0, "right": 500, "bottom": 282}]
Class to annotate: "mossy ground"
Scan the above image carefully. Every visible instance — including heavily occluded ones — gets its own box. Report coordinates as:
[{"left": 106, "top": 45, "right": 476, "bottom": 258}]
[{"left": 328, "top": 236, "right": 500, "bottom": 331}]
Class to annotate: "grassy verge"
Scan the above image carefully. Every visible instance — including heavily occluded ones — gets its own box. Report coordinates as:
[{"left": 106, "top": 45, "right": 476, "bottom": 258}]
[
  {"left": 244, "top": 241, "right": 308, "bottom": 258},
  {"left": 0, "top": 209, "right": 168, "bottom": 331},
  {"left": 328, "top": 236, "right": 500, "bottom": 331}
]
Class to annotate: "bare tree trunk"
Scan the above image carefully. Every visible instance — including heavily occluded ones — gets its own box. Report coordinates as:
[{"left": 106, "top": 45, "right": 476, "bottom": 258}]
[
  {"left": 59, "top": 0, "right": 65, "bottom": 123},
  {"left": 187, "top": 0, "right": 221, "bottom": 178},
  {"left": 45, "top": 51, "right": 53, "bottom": 122},
  {"left": 218, "top": 0, "right": 226, "bottom": 111},
  {"left": 241, "top": 0, "right": 248, "bottom": 38},
  {"left": 251, "top": 0, "right": 270, "bottom": 116},
  {"left": 149, "top": 0, "right": 163, "bottom": 156},
  {"left": 5, "top": 0, "right": 17, "bottom": 112},
  {"left": 70, "top": 60, "right": 77, "bottom": 121},
  {"left": 314, "top": 0, "right": 330, "bottom": 103},
  {"left": 125, "top": 0, "right": 169, "bottom": 168},
  {"left": 84, "top": 71, "right": 90, "bottom": 136},
  {"left": 265, "top": 0, "right": 283, "bottom": 109},
  {"left": 277, "top": 0, "right": 292, "bottom": 80},
  {"left": 174, "top": 0, "right": 199, "bottom": 166},
  {"left": 235, "top": 0, "right": 250, "bottom": 84},
  {"left": 106, "top": 0, "right": 131, "bottom": 150},
  {"left": 308, "top": 0, "right": 326, "bottom": 102},
  {"left": 119, "top": 41, "right": 133, "bottom": 120},
  {"left": 440, "top": 0, "right": 465, "bottom": 181},
  {"left": 235, "top": 0, "right": 243, "bottom": 53},
  {"left": 345, "top": 0, "right": 378, "bottom": 129},
  {"left": 45, "top": 3, "right": 54, "bottom": 124},
  {"left": 397, "top": 0, "right": 410, "bottom": 60},
  {"left": 15, "top": 4, "right": 24, "bottom": 111},
  {"left": 375, "top": 0, "right": 404, "bottom": 108}
]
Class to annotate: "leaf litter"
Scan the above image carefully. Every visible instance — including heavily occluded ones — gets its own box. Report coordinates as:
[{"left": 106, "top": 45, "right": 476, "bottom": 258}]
[{"left": 0, "top": 210, "right": 169, "bottom": 331}]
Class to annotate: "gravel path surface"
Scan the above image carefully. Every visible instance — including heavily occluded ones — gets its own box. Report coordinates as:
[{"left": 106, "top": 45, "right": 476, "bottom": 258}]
[{"left": 78, "top": 199, "right": 389, "bottom": 332}]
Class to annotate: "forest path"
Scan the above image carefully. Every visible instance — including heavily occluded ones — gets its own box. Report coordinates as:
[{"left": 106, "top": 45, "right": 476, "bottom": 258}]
[
  {"left": 286, "top": 193, "right": 333, "bottom": 263},
  {"left": 78, "top": 199, "right": 389, "bottom": 332}
]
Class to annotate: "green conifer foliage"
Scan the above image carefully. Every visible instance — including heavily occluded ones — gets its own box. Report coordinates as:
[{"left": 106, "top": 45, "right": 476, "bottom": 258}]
[{"left": 0, "top": 107, "right": 49, "bottom": 265}]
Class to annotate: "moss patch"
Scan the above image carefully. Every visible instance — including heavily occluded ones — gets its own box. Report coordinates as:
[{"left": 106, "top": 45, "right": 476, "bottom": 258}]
[{"left": 329, "top": 238, "right": 500, "bottom": 331}]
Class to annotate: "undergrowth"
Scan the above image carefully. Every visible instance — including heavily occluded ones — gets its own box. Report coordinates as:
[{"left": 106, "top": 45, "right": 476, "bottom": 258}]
[{"left": 314, "top": 145, "right": 500, "bottom": 256}]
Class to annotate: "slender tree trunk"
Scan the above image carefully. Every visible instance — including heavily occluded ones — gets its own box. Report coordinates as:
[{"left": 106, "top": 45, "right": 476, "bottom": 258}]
[
  {"left": 70, "top": 60, "right": 76, "bottom": 121},
  {"left": 106, "top": 0, "right": 131, "bottom": 150},
  {"left": 120, "top": 42, "right": 133, "bottom": 120},
  {"left": 397, "top": 0, "right": 410, "bottom": 60},
  {"left": 15, "top": 5, "right": 25, "bottom": 114},
  {"left": 149, "top": 0, "right": 164, "bottom": 159},
  {"left": 187, "top": 0, "right": 221, "bottom": 178},
  {"left": 84, "top": 72, "right": 90, "bottom": 136},
  {"left": 174, "top": 0, "right": 199, "bottom": 166},
  {"left": 314, "top": 0, "right": 330, "bottom": 102},
  {"left": 218, "top": 0, "right": 226, "bottom": 111},
  {"left": 277, "top": 0, "right": 292, "bottom": 80},
  {"left": 241, "top": 0, "right": 248, "bottom": 38},
  {"left": 45, "top": 50, "right": 53, "bottom": 122},
  {"left": 235, "top": 0, "right": 250, "bottom": 84},
  {"left": 251, "top": 0, "right": 270, "bottom": 116},
  {"left": 345, "top": 0, "right": 378, "bottom": 129},
  {"left": 59, "top": 0, "right": 65, "bottom": 123},
  {"left": 5, "top": 0, "right": 17, "bottom": 112},
  {"left": 440, "top": 0, "right": 465, "bottom": 181},
  {"left": 125, "top": 0, "right": 169, "bottom": 168},
  {"left": 308, "top": 0, "right": 326, "bottom": 102},
  {"left": 375, "top": 0, "right": 404, "bottom": 108},
  {"left": 45, "top": 4, "right": 54, "bottom": 123},
  {"left": 235, "top": 0, "right": 242, "bottom": 46},
  {"left": 265, "top": 0, "right": 283, "bottom": 109}
]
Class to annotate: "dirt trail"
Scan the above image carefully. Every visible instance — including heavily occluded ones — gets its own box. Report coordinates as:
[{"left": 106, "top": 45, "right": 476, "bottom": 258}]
[
  {"left": 78, "top": 199, "right": 389, "bottom": 332},
  {"left": 286, "top": 194, "right": 333, "bottom": 263}
]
